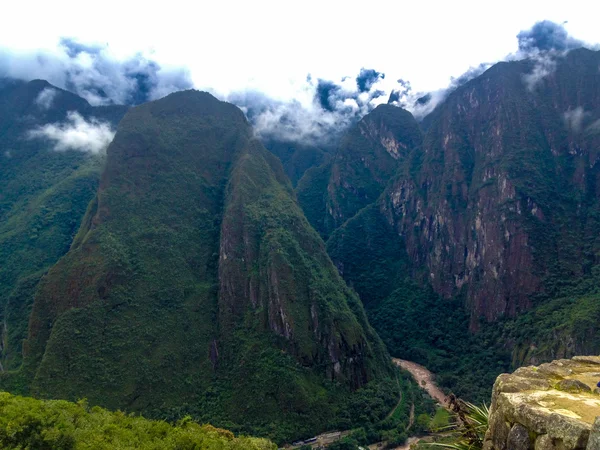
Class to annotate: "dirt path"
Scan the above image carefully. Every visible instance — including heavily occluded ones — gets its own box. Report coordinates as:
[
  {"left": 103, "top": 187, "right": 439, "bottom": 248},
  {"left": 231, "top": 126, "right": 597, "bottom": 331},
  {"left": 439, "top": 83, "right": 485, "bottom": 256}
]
[
  {"left": 394, "top": 436, "right": 422, "bottom": 449},
  {"left": 288, "top": 430, "right": 351, "bottom": 448},
  {"left": 369, "top": 436, "right": 423, "bottom": 450},
  {"left": 384, "top": 375, "right": 404, "bottom": 420},
  {"left": 393, "top": 358, "right": 450, "bottom": 408}
]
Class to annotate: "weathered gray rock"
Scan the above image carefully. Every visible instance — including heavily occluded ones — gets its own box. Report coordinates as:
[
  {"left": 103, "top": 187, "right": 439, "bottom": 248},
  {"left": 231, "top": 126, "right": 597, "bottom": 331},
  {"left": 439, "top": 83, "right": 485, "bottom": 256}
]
[
  {"left": 557, "top": 379, "right": 593, "bottom": 394},
  {"left": 546, "top": 413, "right": 590, "bottom": 448},
  {"left": 538, "top": 362, "right": 574, "bottom": 378},
  {"left": 534, "top": 434, "right": 554, "bottom": 450},
  {"left": 487, "top": 405, "right": 510, "bottom": 450},
  {"left": 574, "top": 356, "right": 600, "bottom": 365},
  {"left": 507, "top": 423, "right": 532, "bottom": 450},
  {"left": 588, "top": 417, "right": 600, "bottom": 450},
  {"left": 484, "top": 356, "right": 600, "bottom": 450}
]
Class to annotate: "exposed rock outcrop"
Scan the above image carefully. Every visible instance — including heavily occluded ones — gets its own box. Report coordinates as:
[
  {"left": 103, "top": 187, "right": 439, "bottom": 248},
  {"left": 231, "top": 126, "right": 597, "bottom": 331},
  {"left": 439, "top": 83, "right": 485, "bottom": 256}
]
[
  {"left": 383, "top": 49, "right": 600, "bottom": 328},
  {"left": 485, "top": 356, "right": 600, "bottom": 449},
  {"left": 297, "top": 103, "right": 422, "bottom": 239}
]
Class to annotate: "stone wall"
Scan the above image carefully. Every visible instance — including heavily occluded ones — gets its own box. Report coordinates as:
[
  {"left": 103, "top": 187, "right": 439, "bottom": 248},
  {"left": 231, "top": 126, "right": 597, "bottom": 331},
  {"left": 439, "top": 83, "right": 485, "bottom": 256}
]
[{"left": 484, "top": 356, "right": 600, "bottom": 449}]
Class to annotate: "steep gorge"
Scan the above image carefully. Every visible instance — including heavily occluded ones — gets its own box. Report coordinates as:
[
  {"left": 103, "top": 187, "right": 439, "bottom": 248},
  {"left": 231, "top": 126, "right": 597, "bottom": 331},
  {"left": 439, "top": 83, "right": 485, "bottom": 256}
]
[{"left": 306, "top": 48, "right": 600, "bottom": 399}]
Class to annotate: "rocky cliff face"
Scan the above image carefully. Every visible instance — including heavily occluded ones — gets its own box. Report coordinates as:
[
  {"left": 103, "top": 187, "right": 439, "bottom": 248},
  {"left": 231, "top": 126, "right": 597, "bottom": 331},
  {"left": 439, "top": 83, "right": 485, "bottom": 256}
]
[
  {"left": 485, "top": 356, "right": 600, "bottom": 450},
  {"left": 297, "top": 104, "right": 422, "bottom": 239},
  {"left": 322, "top": 49, "right": 600, "bottom": 400},
  {"left": 382, "top": 49, "right": 600, "bottom": 327},
  {"left": 218, "top": 139, "right": 387, "bottom": 389},
  {"left": 18, "top": 90, "right": 392, "bottom": 440},
  {"left": 325, "top": 49, "right": 600, "bottom": 330}
]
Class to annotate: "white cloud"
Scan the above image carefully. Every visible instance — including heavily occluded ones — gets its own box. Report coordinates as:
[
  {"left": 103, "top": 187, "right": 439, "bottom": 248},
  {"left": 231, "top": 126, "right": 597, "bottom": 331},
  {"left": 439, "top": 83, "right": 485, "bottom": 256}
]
[
  {"left": 28, "top": 112, "right": 115, "bottom": 153},
  {"left": 522, "top": 53, "right": 557, "bottom": 91},
  {"left": 35, "top": 87, "right": 58, "bottom": 110},
  {"left": 1, "top": 1, "right": 598, "bottom": 103},
  {"left": 0, "top": 2, "right": 598, "bottom": 145},
  {"left": 564, "top": 107, "right": 588, "bottom": 132},
  {"left": 587, "top": 118, "right": 600, "bottom": 134}
]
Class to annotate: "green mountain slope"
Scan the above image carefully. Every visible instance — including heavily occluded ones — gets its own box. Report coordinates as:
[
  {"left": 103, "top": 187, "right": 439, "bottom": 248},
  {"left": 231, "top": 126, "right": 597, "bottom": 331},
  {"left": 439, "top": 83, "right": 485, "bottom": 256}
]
[
  {"left": 13, "top": 90, "right": 395, "bottom": 443},
  {"left": 0, "top": 79, "right": 127, "bottom": 372},
  {"left": 262, "top": 138, "right": 333, "bottom": 186},
  {"left": 324, "top": 48, "right": 600, "bottom": 401},
  {"left": 0, "top": 390, "right": 275, "bottom": 450},
  {"left": 297, "top": 104, "right": 422, "bottom": 239}
]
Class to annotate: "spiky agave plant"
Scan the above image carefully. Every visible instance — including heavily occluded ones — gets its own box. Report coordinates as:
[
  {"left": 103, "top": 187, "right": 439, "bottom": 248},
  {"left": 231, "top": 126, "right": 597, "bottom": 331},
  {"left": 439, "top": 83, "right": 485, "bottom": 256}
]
[{"left": 431, "top": 401, "right": 489, "bottom": 450}]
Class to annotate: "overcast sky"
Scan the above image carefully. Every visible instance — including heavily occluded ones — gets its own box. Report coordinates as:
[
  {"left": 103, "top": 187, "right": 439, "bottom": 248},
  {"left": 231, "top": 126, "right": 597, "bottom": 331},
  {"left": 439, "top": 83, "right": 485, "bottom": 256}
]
[{"left": 2, "top": 0, "right": 599, "bottom": 102}]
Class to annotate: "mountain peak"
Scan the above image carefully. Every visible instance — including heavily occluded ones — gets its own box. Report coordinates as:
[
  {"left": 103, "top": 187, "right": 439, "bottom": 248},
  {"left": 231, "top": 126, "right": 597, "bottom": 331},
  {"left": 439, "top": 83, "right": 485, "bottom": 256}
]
[{"left": 144, "top": 89, "right": 248, "bottom": 124}]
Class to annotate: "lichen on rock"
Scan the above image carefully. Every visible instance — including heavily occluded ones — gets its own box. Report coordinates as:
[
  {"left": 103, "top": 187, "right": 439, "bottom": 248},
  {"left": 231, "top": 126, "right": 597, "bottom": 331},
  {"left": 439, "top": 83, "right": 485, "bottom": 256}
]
[{"left": 485, "top": 356, "right": 600, "bottom": 449}]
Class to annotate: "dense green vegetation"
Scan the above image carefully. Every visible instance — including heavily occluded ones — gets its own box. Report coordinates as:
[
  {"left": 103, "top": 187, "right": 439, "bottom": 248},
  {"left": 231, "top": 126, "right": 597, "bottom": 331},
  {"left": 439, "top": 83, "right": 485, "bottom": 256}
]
[
  {"left": 262, "top": 138, "right": 333, "bottom": 186},
  {"left": 0, "top": 391, "right": 275, "bottom": 449},
  {"left": 370, "top": 286, "right": 510, "bottom": 403},
  {"left": 326, "top": 204, "right": 511, "bottom": 402},
  {"left": 325, "top": 368, "right": 436, "bottom": 450},
  {"left": 506, "top": 291, "right": 600, "bottom": 366},
  {"left": 296, "top": 104, "right": 422, "bottom": 240},
  {"left": 2, "top": 90, "right": 401, "bottom": 444},
  {"left": 0, "top": 79, "right": 127, "bottom": 372}
]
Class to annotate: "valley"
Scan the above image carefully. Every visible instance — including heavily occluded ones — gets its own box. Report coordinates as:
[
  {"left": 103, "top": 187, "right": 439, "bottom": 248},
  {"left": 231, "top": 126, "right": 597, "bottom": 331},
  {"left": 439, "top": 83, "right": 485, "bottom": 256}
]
[
  {"left": 1, "top": 28, "right": 600, "bottom": 449},
  {"left": 392, "top": 359, "right": 448, "bottom": 408}
]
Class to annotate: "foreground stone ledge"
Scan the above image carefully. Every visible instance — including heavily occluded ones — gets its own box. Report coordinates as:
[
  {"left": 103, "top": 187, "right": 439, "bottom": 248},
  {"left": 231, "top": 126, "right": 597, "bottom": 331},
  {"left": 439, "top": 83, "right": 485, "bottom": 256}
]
[{"left": 484, "top": 356, "right": 600, "bottom": 450}]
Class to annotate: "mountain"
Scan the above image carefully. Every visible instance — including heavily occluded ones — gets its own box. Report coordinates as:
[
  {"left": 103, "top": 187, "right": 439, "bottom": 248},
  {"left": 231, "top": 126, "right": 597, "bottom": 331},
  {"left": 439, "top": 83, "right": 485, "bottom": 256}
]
[
  {"left": 314, "top": 48, "right": 600, "bottom": 400},
  {"left": 262, "top": 138, "right": 333, "bottom": 186},
  {"left": 377, "top": 48, "right": 600, "bottom": 328},
  {"left": 0, "top": 78, "right": 127, "bottom": 372},
  {"left": 297, "top": 104, "right": 422, "bottom": 239},
  {"left": 9, "top": 90, "right": 395, "bottom": 443}
]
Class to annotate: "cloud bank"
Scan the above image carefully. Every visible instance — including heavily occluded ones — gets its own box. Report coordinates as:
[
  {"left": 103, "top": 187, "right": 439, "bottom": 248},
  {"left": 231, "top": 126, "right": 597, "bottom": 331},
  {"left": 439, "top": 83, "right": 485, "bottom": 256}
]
[
  {"left": 1, "top": 20, "right": 595, "bottom": 147},
  {"left": 516, "top": 21, "right": 588, "bottom": 91},
  {"left": 517, "top": 20, "right": 584, "bottom": 53},
  {"left": 564, "top": 107, "right": 588, "bottom": 133},
  {"left": 35, "top": 87, "right": 58, "bottom": 110},
  {"left": 0, "top": 38, "right": 192, "bottom": 106},
  {"left": 230, "top": 68, "right": 407, "bottom": 145},
  {"left": 28, "top": 111, "right": 115, "bottom": 153}
]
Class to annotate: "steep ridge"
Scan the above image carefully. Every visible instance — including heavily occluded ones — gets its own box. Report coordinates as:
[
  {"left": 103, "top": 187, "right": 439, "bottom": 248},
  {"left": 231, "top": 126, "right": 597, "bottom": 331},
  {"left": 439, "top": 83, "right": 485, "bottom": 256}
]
[
  {"left": 16, "top": 90, "right": 395, "bottom": 442},
  {"left": 262, "top": 138, "right": 333, "bottom": 186},
  {"left": 324, "top": 48, "right": 600, "bottom": 400},
  {"left": 0, "top": 79, "right": 127, "bottom": 372},
  {"left": 297, "top": 104, "right": 422, "bottom": 239},
  {"left": 380, "top": 48, "right": 600, "bottom": 327}
]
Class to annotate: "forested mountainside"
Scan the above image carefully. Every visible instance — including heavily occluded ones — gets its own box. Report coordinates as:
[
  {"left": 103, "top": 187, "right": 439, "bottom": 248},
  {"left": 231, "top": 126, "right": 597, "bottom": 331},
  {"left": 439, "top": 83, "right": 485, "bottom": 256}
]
[
  {"left": 262, "top": 138, "right": 334, "bottom": 187},
  {"left": 300, "top": 48, "right": 600, "bottom": 401},
  {"left": 2, "top": 43, "right": 600, "bottom": 447},
  {"left": 297, "top": 104, "right": 423, "bottom": 239},
  {"left": 1, "top": 89, "right": 399, "bottom": 443},
  {"left": 0, "top": 391, "right": 276, "bottom": 449},
  {"left": 0, "top": 78, "right": 128, "bottom": 372}
]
